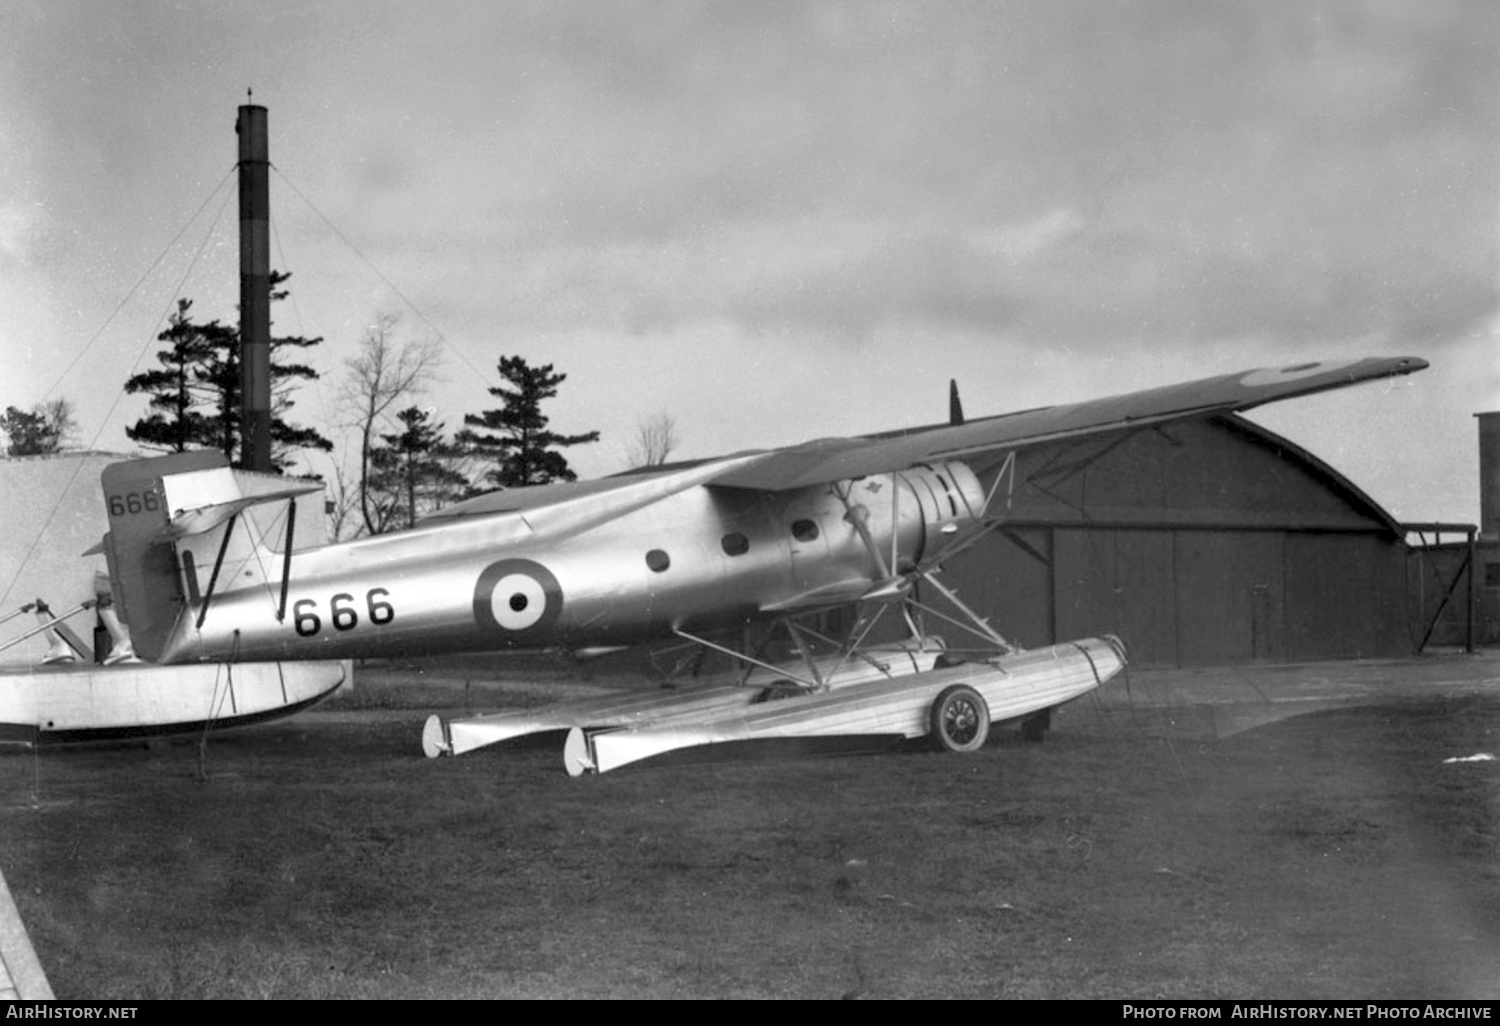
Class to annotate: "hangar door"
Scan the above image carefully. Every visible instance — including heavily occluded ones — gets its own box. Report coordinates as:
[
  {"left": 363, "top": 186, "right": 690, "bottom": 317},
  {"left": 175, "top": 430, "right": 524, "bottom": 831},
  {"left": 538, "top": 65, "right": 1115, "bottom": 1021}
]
[
  {"left": 937, "top": 526, "right": 1054, "bottom": 652},
  {"left": 902, "top": 525, "right": 1405, "bottom": 668},
  {"left": 1052, "top": 528, "right": 1288, "bottom": 668},
  {"left": 1053, "top": 528, "right": 1177, "bottom": 667},
  {"left": 1283, "top": 532, "right": 1407, "bottom": 660},
  {"left": 1173, "top": 531, "right": 1285, "bottom": 665}
]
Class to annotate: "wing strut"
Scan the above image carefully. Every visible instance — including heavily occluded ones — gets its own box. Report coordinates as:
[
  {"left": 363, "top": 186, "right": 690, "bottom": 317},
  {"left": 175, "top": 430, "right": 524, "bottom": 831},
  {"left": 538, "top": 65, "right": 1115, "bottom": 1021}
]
[
  {"left": 0, "top": 601, "right": 94, "bottom": 657},
  {"left": 671, "top": 628, "right": 822, "bottom": 691},
  {"left": 674, "top": 603, "right": 910, "bottom": 695},
  {"left": 832, "top": 480, "right": 898, "bottom": 585},
  {"left": 911, "top": 570, "right": 1015, "bottom": 653},
  {"left": 195, "top": 513, "right": 239, "bottom": 630},
  {"left": 982, "top": 451, "right": 1017, "bottom": 518},
  {"left": 275, "top": 498, "right": 297, "bottom": 623}
]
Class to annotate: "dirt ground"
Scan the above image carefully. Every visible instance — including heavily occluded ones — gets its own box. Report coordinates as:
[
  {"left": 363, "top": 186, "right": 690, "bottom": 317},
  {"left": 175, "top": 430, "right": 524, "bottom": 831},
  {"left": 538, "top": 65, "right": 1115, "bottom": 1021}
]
[{"left": 1, "top": 650, "right": 1497, "bottom": 999}]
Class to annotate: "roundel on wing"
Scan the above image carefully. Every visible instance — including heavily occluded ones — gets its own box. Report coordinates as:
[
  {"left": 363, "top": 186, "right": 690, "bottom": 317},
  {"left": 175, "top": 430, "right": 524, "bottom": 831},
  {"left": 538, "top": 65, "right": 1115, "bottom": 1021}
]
[
  {"left": 472, "top": 559, "right": 562, "bottom": 643},
  {"left": 1238, "top": 358, "right": 1360, "bottom": 389}
]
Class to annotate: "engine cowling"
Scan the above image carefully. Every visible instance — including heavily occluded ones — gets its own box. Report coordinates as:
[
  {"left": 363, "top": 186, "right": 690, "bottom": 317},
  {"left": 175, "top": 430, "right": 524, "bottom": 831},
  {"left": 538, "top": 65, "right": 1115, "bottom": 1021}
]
[{"left": 899, "top": 460, "right": 986, "bottom": 567}]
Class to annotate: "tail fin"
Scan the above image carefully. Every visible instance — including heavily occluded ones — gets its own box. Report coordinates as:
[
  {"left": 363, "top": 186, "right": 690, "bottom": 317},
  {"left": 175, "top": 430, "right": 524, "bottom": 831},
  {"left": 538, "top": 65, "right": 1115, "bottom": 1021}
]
[
  {"left": 99, "top": 452, "right": 318, "bottom": 662},
  {"left": 101, "top": 452, "right": 221, "bottom": 662}
]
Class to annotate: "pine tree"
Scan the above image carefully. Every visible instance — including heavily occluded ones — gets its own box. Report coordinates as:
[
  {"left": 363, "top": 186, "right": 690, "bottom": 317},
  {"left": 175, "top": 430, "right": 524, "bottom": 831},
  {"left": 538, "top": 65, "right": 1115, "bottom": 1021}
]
[
  {"left": 124, "top": 299, "right": 232, "bottom": 454},
  {"left": 365, "top": 406, "right": 470, "bottom": 531},
  {"left": 261, "top": 271, "right": 333, "bottom": 469},
  {"left": 458, "top": 356, "right": 599, "bottom": 489},
  {"left": 122, "top": 274, "right": 333, "bottom": 472}
]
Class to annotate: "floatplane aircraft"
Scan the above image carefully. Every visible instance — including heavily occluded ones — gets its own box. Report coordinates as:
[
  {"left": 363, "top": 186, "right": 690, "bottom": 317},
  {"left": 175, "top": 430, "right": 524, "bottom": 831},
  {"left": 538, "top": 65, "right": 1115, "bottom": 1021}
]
[
  {"left": 87, "top": 356, "right": 1423, "bottom": 773},
  {"left": 0, "top": 513, "right": 345, "bottom": 749}
]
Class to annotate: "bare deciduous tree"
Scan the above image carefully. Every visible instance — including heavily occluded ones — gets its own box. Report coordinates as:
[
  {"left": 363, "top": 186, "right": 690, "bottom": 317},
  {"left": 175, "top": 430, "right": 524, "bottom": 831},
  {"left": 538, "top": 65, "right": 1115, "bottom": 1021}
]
[
  {"left": 338, "top": 314, "right": 443, "bottom": 536},
  {"left": 626, "top": 411, "right": 680, "bottom": 469},
  {"left": 320, "top": 455, "right": 364, "bottom": 542}
]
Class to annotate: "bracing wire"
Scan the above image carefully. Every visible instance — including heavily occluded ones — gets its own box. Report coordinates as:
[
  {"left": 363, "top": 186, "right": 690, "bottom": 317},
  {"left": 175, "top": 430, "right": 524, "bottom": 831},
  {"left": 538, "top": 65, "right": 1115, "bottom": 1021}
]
[
  {"left": 102, "top": 175, "right": 241, "bottom": 447},
  {"left": 0, "top": 167, "right": 240, "bottom": 612},
  {"left": 40, "top": 164, "right": 239, "bottom": 411},
  {"left": 269, "top": 163, "right": 493, "bottom": 385},
  {"left": 198, "top": 632, "right": 241, "bottom": 781},
  {"left": 268, "top": 208, "right": 334, "bottom": 425}
]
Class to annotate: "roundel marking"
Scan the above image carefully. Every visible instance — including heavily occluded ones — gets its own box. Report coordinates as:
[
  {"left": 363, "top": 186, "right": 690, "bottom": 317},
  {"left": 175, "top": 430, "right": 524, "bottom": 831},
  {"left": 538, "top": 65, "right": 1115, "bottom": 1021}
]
[
  {"left": 491, "top": 573, "right": 547, "bottom": 629},
  {"left": 472, "top": 559, "right": 562, "bottom": 642},
  {"left": 1238, "top": 358, "right": 1361, "bottom": 389}
]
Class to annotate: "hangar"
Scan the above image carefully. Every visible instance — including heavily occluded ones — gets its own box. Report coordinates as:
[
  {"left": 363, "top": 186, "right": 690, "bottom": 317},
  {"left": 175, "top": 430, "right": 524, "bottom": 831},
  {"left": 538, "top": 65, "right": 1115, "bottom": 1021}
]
[{"left": 925, "top": 412, "right": 1450, "bottom": 669}]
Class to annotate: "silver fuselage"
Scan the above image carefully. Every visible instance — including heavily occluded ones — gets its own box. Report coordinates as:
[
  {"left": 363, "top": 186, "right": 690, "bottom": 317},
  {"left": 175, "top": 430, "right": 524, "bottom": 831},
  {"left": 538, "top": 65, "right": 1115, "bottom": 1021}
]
[{"left": 157, "top": 462, "right": 985, "bottom": 664}]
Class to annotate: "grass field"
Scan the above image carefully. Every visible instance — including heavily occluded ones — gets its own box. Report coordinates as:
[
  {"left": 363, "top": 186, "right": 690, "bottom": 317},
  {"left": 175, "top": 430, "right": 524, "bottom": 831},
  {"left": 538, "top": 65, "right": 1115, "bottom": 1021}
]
[{"left": 1, "top": 662, "right": 1497, "bottom": 999}]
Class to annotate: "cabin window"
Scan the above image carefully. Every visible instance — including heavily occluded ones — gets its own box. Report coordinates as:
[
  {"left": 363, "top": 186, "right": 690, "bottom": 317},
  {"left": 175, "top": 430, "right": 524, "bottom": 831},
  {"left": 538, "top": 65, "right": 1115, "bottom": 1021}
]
[
  {"left": 645, "top": 549, "right": 671, "bottom": 573},
  {"left": 791, "top": 519, "right": 819, "bottom": 542},
  {"left": 721, "top": 532, "right": 750, "bottom": 557}
]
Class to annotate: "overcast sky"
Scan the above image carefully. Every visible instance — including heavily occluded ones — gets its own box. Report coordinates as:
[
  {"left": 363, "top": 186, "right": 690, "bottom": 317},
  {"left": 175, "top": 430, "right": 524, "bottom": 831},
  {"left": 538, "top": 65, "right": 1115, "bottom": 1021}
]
[{"left": 2, "top": 1, "right": 1496, "bottom": 525}]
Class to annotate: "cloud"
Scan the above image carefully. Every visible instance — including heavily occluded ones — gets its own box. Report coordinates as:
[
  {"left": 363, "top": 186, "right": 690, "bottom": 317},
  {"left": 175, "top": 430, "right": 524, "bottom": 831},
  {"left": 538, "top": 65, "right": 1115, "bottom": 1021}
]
[{"left": 3, "top": 1, "right": 1496, "bottom": 520}]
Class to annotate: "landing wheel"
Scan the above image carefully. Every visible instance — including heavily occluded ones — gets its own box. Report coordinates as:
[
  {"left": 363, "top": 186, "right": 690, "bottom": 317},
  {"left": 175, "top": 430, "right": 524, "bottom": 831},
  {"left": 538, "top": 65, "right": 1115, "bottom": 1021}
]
[
  {"left": 1020, "top": 707, "right": 1052, "bottom": 743},
  {"left": 929, "top": 685, "right": 990, "bottom": 753}
]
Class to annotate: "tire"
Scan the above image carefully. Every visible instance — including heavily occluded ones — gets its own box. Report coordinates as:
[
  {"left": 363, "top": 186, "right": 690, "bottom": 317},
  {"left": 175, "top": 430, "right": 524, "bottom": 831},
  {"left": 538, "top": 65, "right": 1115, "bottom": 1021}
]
[{"left": 929, "top": 685, "right": 990, "bottom": 753}]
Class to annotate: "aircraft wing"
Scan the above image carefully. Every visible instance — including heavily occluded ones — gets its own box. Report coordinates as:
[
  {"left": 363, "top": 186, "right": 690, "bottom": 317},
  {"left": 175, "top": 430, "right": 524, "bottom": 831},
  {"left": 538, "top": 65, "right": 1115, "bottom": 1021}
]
[{"left": 709, "top": 356, "right": 1426, "bottom": 492}]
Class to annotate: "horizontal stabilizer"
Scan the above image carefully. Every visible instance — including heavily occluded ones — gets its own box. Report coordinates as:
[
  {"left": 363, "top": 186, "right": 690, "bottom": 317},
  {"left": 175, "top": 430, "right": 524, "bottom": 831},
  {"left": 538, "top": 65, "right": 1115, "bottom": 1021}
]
[{"left": 162, "top": 480, "right": 321, "bottom": 539}]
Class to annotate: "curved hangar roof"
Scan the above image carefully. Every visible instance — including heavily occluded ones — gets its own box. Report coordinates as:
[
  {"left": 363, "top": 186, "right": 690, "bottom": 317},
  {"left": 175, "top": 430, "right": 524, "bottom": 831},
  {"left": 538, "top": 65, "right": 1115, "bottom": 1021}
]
[{"left": 993, "top": 411, "right": 1405, "bottom": 537}]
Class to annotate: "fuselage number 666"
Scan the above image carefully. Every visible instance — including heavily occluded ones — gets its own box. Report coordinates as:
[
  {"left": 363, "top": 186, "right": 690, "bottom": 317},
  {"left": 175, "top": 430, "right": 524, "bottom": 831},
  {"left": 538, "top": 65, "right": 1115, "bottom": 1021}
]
[{"left": 292, "top": 588, "right": 394, "bottom": 637}]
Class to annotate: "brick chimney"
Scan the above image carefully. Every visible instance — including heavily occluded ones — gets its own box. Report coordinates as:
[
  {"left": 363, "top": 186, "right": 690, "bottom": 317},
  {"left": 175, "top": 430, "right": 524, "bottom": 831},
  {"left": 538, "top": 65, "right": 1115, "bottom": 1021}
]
[{"left": 1478, "top": 411, "right": 1500, "bottom": 542}]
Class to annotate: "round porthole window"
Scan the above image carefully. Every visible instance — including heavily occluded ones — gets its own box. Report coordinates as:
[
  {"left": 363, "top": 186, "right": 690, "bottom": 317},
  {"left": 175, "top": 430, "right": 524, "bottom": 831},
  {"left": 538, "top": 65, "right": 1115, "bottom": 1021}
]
[
  {"left": 721, "top": 532, "right": 749, "bottom": 556},
  {"left": 791, "top": 519, "right": 819, "bottom": 542},
  {"left": 646, "top": 549, "right": 671, "bottom": 573}
]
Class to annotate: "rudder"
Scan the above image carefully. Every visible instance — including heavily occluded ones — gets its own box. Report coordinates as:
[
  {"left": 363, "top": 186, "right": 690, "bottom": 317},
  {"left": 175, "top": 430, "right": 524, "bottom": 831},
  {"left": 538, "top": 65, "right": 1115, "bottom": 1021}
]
[{"left": 100, "top": 452, "right": 227, "bottom": 662}]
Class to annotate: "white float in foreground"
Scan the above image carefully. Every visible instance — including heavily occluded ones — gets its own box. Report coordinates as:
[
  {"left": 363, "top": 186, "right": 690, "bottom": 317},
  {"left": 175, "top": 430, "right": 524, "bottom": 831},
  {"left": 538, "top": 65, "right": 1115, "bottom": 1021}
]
[
  {"left": 422, "top": 643, "right": 947, "bottom": 758},
  {"left": 564, "top": 637, "right": 1125, "bottom": 775},
  {"left": 0, "top": 660, "right": 345, "bottom": 746}
]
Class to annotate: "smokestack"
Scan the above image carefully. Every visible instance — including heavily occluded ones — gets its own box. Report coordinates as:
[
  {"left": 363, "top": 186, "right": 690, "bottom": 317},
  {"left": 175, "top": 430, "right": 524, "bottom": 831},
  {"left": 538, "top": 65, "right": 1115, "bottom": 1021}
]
[
  {"left": 237, "top": 101, "right": 273, "bottom": 473},
  {"left": 1478, "top": 411, "right": 1500, "bottom": 542}
]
